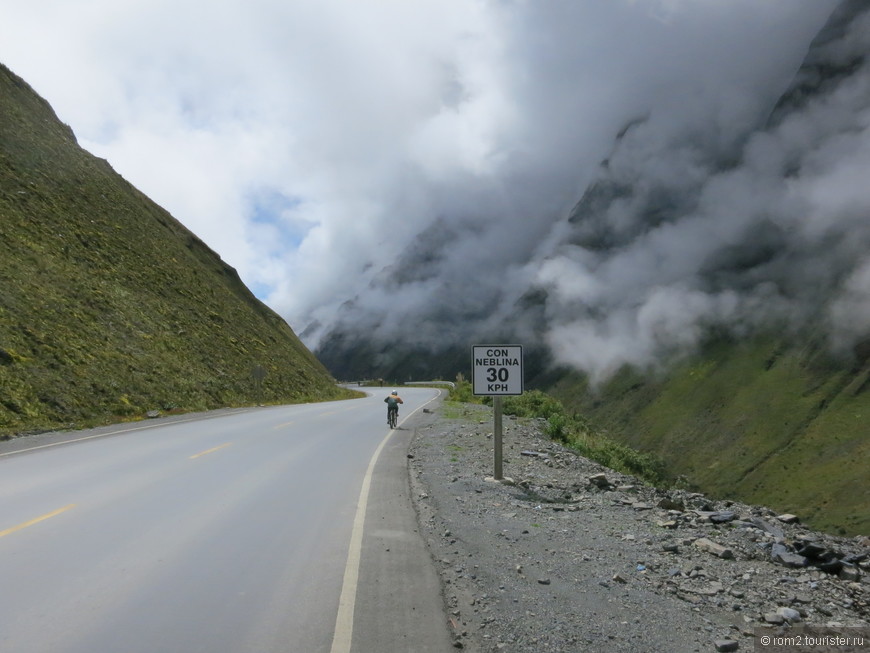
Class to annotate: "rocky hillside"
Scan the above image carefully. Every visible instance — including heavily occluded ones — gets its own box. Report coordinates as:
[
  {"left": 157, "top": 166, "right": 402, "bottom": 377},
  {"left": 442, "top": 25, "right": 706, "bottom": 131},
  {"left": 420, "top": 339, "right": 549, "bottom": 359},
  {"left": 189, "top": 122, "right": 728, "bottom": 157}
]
[{"left": 0, "top": 63, "right": 348, "bottom": 438}]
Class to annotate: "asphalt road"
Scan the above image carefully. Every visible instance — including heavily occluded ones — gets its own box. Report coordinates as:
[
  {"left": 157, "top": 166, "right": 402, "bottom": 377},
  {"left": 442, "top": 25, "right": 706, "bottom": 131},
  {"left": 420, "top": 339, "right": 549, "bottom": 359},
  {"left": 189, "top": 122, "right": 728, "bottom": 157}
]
[{"left": 0, "top": 387, "right": 453, "bottom": 653}]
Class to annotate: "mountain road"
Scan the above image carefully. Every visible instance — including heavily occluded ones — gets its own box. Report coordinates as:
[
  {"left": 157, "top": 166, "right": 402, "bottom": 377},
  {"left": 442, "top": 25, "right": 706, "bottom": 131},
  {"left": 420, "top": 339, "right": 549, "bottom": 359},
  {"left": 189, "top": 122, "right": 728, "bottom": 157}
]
[{"left": 0, "top": 387, "right": 452, "bottom": 653}]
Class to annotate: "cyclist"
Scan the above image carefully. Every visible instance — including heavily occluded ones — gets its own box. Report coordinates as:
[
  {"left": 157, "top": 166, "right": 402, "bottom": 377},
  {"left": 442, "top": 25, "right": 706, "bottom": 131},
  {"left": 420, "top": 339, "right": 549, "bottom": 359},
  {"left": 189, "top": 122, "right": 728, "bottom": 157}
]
[{"left": 384, "top": 390, "right": 403, "bottom": 426}]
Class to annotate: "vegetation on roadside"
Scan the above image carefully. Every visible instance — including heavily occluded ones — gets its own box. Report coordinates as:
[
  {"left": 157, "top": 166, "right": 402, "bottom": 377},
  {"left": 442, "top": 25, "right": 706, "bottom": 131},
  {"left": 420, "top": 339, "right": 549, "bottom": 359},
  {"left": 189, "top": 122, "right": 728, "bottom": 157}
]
[
  {"left": 447, "top": 377, "right": 668, "bottom": 487},
  {"left": 445, "top": 374, "right": 484, "bottom": 404}
]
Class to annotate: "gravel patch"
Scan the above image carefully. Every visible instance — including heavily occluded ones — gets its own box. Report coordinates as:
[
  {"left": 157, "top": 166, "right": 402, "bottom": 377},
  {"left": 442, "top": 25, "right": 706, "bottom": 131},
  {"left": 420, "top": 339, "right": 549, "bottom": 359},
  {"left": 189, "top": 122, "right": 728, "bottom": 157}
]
[{"left": 408, "top": 403, "right": 869, "bottom": 652}]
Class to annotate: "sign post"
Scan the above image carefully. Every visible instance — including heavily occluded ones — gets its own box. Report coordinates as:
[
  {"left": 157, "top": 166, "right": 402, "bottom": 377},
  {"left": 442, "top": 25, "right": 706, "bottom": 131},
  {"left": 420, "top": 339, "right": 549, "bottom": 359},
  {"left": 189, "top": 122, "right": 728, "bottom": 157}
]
[
  {"left": 493, "top": 396, "right": 503, "bottom": 479},
  {"left": 472, "top": 345, "right": 523, "bottom": 480}
]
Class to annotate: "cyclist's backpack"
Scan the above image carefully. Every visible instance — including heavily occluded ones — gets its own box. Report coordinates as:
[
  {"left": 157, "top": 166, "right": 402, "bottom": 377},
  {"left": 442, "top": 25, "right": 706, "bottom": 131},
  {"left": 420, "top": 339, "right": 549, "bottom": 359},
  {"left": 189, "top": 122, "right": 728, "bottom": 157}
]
[{"left": 386, "top": 396, "right": 398, "bottom": 408}]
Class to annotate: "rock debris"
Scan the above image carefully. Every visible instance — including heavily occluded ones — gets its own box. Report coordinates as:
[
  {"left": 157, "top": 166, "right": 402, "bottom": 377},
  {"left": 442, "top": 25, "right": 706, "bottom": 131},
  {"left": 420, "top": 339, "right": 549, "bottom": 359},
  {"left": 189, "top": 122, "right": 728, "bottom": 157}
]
[{"left": 408, "top": 404, "right": 868, "bottom": 653}]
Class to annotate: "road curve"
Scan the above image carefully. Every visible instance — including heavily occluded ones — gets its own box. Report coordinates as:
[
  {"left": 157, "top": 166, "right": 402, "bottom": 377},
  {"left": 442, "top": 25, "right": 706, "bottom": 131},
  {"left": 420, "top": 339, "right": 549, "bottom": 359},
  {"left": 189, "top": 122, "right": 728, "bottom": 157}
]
[{"left": 0, "top": 387, "right": 452, "bottom": 652}]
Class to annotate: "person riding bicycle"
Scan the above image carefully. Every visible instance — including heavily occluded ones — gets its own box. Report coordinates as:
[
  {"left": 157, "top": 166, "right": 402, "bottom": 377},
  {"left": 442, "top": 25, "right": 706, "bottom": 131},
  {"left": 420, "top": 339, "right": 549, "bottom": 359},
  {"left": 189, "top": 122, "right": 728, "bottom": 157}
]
[{"left": 384, "top": 390, "right": 403, "bottom": 425}]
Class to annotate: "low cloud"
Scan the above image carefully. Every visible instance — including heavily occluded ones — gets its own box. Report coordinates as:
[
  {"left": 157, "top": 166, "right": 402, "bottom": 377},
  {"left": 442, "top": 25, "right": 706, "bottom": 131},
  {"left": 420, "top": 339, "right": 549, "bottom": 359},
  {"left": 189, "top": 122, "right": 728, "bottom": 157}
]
[{"left": 533, "top": 1, "right": 870, "bottom": 380}]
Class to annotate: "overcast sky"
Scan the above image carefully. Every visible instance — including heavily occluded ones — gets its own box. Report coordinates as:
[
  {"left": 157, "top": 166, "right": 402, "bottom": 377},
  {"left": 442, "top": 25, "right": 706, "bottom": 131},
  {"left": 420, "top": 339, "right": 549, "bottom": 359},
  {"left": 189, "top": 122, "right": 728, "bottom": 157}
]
[{"left": 4, "top": 0, "right": 867, "bottom": 379}]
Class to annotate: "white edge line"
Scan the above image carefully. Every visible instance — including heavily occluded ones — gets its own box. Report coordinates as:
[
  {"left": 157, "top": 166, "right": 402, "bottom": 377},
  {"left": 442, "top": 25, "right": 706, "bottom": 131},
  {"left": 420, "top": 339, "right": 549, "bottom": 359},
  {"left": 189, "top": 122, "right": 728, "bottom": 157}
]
[
  {"left": 0, "top": 409, "right": 252, "bottom": 458},
  {"left": 329, "top": 389, "right": 442, "bottom": 653}
]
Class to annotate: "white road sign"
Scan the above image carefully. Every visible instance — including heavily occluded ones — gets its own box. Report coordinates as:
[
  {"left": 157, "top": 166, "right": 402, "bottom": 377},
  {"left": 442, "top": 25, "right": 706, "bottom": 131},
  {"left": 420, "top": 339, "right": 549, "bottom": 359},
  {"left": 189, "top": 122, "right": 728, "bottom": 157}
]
[{"left": 472, "top": 345, "right": 524, "bottom": 396}]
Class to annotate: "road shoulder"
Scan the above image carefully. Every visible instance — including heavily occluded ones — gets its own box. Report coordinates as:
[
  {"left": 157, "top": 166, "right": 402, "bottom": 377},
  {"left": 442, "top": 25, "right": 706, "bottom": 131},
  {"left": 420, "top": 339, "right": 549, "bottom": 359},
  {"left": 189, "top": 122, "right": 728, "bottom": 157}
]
[{"left": 353, "top": 411, "right": 456, "bottom": 652}]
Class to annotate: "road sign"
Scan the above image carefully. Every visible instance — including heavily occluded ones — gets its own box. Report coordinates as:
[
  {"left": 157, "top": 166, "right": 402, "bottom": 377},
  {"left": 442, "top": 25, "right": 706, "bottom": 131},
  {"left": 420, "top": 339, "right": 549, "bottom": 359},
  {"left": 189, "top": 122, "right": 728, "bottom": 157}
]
[{"left": 472, "top": 345, "right": 523, "bottom": 396}]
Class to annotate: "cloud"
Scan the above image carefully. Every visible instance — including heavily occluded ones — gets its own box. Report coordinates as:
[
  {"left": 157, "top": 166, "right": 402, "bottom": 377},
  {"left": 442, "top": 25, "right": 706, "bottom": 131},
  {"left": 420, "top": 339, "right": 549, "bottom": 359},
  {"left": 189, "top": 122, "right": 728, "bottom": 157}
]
[
  {"left": 4, "top": 0, "right": 865, "bottom": 382},
  {"left": 533, "top": 1, "right": 870, "bottom": 379}
]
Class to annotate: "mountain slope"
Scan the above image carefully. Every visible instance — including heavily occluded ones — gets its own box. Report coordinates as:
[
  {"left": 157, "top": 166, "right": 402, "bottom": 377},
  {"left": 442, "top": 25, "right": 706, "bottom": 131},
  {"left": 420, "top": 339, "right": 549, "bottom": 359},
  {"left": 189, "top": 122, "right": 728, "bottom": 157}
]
[
  {"left": 548, "top": 332, "right": 870, "bottom": 536},
  {"left": 0, "top": 63, "right": 346, "bottom": 437}
]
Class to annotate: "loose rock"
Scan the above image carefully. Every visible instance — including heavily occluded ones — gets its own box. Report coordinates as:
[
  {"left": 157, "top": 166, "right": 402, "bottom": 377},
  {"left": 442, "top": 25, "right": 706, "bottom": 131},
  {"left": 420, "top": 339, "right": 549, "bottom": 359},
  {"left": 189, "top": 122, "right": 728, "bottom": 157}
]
[
  {"left": 693, "top": 537, "right": 735, "bottom": 560},
  {"left": 408, "top": 402, "right": 870, "bottom": 653}
]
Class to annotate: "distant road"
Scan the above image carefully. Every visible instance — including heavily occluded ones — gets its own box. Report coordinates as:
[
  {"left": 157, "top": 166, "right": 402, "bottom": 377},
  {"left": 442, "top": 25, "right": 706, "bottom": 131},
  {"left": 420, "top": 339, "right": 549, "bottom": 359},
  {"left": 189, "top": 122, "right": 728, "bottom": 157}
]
[{"left": 0, "top": 388, "right": 452, "bottom": 653}]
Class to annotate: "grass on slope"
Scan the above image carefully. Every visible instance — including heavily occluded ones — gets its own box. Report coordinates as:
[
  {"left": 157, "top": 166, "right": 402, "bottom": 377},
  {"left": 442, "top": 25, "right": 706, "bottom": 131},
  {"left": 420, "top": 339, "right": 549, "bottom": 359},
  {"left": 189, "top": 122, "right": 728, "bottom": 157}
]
[
  {"left": 0, "top": 63, "right": 352, "bottom": 437},
  {"left": 550, "top": 333, "right": 870, "bottom": 536}
]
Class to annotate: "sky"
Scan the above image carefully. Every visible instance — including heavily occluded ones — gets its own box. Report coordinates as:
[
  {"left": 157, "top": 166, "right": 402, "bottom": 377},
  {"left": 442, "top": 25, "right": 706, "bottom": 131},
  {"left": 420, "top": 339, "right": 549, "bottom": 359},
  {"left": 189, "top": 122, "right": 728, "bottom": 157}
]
[{"left": 2, "top": 0, "right": 868, "bottom": 380}]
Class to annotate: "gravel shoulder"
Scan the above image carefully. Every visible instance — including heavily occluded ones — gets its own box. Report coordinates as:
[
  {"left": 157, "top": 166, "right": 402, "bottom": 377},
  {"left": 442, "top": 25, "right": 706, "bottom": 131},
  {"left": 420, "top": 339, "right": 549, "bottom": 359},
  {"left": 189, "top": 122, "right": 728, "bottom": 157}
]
[{"left": 407, "top": 402, "right": 869, "bottom": 653}]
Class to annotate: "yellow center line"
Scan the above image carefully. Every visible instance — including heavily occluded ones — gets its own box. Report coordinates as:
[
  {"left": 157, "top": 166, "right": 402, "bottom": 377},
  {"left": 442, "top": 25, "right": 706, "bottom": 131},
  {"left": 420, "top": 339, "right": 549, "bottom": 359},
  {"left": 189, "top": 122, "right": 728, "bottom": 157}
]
[
  {"left": 189, "top": 442, "right": 232, "bottom": 459},
  {"left": 272, "top": 421, "right": 295, "bottom": 429},
  {"left": 0, "top": 504, "right": 76, "bottom": 539}
]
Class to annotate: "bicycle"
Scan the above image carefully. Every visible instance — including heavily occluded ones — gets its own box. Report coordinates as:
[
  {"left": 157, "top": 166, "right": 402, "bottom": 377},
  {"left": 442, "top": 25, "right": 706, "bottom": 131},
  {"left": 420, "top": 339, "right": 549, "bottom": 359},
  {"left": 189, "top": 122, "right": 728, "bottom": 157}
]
[{"left": 385, "top": 391, "right": 403, "bottom": 429}]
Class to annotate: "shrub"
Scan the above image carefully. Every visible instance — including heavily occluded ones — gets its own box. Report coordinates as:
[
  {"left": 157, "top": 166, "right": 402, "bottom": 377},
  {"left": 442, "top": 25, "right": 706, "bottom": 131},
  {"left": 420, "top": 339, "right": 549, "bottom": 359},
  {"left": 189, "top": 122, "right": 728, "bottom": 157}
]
[
  {"left": 448, "top": 374, "right": 487, "bottom": 404},
  {"left": 570, "top": 430, "right": 668, "bottom": 486},
  {"left": 502, "top": 390, "right": 564, "bottom": 419},
  {"left": 545, "top": 412, "right": 569, "bottom": 442}
]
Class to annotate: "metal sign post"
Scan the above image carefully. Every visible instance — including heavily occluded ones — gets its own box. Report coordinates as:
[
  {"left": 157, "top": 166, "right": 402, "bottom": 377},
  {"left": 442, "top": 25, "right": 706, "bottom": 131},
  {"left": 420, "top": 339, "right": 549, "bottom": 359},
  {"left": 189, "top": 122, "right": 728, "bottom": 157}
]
[
  {"left": 472, "top": 345, "right": 523, "bottom": 481},
  {"left": 493, "top": 396, "right": 503, "bottom": 479}
]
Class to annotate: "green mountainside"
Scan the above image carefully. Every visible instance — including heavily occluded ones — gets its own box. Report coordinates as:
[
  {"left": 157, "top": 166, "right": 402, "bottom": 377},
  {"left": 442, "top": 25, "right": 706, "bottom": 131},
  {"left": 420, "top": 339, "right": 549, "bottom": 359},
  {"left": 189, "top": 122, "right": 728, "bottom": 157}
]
[
  {"left": 0, "top": 63, "right": 350, "bottom": 437},
  {"left": 547, "top": 333, "right": 870, "bottom": 536}
]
